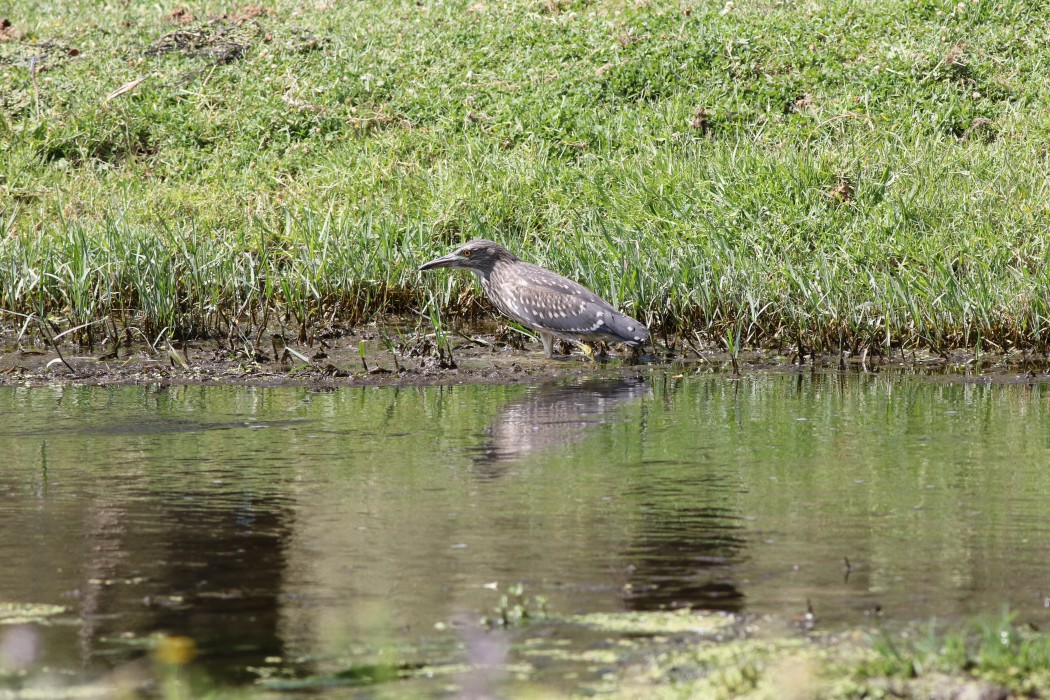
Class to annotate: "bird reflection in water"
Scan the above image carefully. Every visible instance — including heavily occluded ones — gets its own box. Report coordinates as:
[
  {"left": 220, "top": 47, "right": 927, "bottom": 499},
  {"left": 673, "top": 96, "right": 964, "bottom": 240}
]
[
  {"left": 469, "top": 377, "right": 651, "bottom": 475},
  {"left": 469, "top": 377, "right": 747, "bottom": 612}
]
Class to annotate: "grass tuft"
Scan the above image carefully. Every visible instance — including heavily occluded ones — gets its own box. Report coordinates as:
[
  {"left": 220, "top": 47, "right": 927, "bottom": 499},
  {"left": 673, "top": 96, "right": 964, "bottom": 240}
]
[{"left": 859, "top": 611, "right": 1050, "bottom": 694}]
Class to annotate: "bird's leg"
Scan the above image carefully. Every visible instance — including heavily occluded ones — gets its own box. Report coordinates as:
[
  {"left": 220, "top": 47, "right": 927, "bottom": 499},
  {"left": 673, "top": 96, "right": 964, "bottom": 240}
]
[
  {"left": 540, "top": 331, "right": 555, "bottom": 359},
  {"left": 626, "top": 343, "right": 643, "bottom": 364}
]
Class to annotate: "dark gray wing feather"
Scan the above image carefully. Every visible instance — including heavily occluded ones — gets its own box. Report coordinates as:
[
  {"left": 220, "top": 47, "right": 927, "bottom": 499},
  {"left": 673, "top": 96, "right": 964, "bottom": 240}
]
[{"left": 499, "top": 263, "right": 649, "bottom": 346}]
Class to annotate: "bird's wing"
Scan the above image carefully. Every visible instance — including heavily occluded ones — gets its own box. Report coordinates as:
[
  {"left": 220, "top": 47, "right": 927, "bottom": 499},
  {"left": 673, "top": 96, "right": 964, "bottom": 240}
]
[{"left": 505, "top": 264, "right": 648, "bottom": 345}]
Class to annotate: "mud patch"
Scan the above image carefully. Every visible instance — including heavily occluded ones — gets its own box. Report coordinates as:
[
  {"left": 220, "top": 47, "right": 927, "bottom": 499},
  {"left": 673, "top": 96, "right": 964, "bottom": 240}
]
[
  {"left": 0, "top": 325, "right": 652, "bottom": 388},
  {"left": 2, "top": 322, "right": 1049, "bottom": 389},
  {"left": 146, "top": 19, "right": 261, "bottom": 64}
]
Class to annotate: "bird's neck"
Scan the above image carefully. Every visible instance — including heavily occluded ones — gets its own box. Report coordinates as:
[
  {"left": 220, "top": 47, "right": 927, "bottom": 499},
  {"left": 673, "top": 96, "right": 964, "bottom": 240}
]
[{"left": 476, "top": 257, "right": 513, "bottom": 285}]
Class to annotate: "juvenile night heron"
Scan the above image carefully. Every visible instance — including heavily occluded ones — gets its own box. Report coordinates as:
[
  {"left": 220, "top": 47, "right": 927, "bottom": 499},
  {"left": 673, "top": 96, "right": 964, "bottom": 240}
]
[{"left": 419, "top": 239, "right": 649, "bottom": 358}]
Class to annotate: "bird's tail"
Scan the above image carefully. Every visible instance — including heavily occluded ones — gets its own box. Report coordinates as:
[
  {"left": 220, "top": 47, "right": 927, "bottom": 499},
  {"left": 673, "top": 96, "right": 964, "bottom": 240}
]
[{"left": 604, "top": 311, "right": 649, "bottom": 347}]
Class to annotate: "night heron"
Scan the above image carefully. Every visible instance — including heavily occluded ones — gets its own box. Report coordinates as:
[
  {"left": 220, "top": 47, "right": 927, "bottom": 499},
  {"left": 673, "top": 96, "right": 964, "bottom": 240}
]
[{"left": 419, "top": 239, "right": 649, "bottom": 358}]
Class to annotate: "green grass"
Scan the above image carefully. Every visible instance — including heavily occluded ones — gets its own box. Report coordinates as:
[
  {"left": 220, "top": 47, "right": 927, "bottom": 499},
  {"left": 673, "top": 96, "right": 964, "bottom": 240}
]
[
  {"left": 3, "top": 0, "right": 1050, "bottom": 352},
  {"left": 851, "top": 612, "right": 1050, "bottom": 696}
]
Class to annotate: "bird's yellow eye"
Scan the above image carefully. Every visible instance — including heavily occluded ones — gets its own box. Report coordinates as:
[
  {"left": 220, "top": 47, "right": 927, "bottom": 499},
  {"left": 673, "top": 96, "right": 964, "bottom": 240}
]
[{"left": 462, "top": 249, "right": 473, "bottom": 258}]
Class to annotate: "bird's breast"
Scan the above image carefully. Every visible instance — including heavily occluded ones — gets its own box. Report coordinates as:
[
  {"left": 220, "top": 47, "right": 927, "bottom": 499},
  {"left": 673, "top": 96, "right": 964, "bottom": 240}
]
[{"left": 481, "top": 269, "right": 531, "bottom": 326}]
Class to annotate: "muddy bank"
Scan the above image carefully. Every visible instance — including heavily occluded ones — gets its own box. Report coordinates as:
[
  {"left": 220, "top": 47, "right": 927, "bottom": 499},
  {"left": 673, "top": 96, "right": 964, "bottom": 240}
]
[
  {"left": 0, "top": 322, "right": 644, "bottom": 388},
  {"left": 2, "top": 322, "right": 1050, "bottom": 388}
]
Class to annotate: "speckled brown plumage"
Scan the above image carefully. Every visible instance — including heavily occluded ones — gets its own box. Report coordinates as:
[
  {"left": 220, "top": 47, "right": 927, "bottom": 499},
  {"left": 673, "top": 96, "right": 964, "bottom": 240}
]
[{"left": 420, "top": 239, "right": 648, "bottom": 358}]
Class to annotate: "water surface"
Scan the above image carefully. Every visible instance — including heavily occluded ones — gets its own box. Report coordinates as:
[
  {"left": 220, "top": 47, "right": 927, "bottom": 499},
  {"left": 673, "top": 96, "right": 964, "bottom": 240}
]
[{"left": 2, "top": 372, "right": 1049, "bottom": 694}]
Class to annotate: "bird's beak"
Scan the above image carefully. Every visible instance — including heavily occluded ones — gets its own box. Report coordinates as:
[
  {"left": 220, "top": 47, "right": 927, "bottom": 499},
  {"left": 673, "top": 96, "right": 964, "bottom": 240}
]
[{"left": 419, "top": 253, "right": 462, "bottom": 271}]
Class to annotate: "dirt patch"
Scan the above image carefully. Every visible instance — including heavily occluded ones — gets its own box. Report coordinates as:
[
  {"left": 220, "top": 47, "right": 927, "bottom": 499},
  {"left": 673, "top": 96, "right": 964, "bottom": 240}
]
[
  {"left": 0, "top": 326, "right": 651, "bottom": 389},
  {"left": 2, "top": 324, "right": 1049, "bottom": 389},
  {"left": 146, "top": 19, "right": 259, "bottom": 64},
  {"left": 0, "top": 18, "right": 23, "bottom": 42},
  {"left": 165, "top": 7, "right": 196, "bottom": 24},
  {"left": 230, "top": 5, "right": 270, "bottom": 23}
]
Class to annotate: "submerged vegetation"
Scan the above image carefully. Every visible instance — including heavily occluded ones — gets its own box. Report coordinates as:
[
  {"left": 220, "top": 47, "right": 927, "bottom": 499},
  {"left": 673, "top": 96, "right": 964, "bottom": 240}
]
[
  {"left": 2, "top": 0, "right": 1050, "bottom": 354},
  {"left": 12, "top": 606, "right": 1050, "bottom": 698},
  {"left": 577, "top": 611, "right": 1050, "bottom": 699}
]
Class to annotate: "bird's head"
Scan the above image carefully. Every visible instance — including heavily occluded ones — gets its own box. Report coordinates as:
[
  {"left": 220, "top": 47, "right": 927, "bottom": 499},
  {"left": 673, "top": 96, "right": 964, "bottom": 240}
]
[{"left": 419, "top": 239, "right": 519, "bottom": 275}]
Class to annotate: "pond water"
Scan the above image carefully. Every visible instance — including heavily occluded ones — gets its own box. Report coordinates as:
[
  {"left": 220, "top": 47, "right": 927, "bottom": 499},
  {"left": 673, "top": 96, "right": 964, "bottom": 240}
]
[{"left": 2, "top": 371, "right": 1050, "bottom": 695}]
